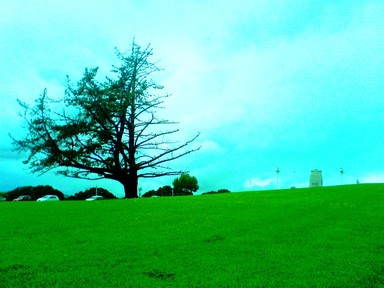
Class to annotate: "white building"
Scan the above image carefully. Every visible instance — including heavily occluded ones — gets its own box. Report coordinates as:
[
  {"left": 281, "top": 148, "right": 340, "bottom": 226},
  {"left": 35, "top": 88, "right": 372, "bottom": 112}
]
[{"left": 309, "top": 169, "right": 323, "bottom": 187}]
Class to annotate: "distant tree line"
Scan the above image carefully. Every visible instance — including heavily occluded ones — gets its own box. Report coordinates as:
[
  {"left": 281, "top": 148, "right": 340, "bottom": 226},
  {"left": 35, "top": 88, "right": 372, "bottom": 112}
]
[
  {"left": 5, "top": 185, "right": 65, "bottom": 201},
  {"left": 67, "top": 188, "right": 117, "bottom": 200},
  {"left": 3, "top": 185, "right": 116, "bottom": 201},
  {"left": 141, "top": 174, "right": 230, "bottom": 197},
  {"left": 142, "top": 173, "right": 199, "bottom": 197},
  {"left": 142, "top": 186, "right": 173, "bottom": 197},
  {"left": 3, "top": 174, "right": 227, "bottom": 200},
  {"left": 201, "top": 189, "right": 231, "bottom": 195}
]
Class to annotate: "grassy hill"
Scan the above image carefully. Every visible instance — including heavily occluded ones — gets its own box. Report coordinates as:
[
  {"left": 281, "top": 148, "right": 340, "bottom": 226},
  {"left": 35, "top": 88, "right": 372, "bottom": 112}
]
[{"left": 1, "top": 184, "right": 383, "bottom": 287}]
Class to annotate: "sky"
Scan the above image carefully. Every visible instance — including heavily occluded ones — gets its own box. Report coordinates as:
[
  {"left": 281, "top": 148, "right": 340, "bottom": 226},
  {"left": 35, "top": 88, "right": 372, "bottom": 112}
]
[{"left": 0, "top": 0, "right": 383, "bottom": 197}]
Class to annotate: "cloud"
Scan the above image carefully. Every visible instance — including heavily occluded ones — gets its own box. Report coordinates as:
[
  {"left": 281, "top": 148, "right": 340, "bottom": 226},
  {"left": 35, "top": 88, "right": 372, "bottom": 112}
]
[
  {"left": 154, "top": 0, "right": 384, "bottom": 150},
  {"left": 199, "top": 140, "right": 223, "bottom": 153},
  {"left": 0, "top": 148, "right": 24, "bottom": 160},
  {"left": 244, "top": 178, "right": 274, "bottom": 189},
  {"left": 361, "top": 173, "right": 384, "bottom": 184}
]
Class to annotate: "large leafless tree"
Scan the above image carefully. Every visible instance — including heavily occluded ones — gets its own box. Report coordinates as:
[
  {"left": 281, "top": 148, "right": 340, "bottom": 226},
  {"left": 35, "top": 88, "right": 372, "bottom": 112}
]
[{"left": 12, "top": 42, "right": 200, "bottom": 198}]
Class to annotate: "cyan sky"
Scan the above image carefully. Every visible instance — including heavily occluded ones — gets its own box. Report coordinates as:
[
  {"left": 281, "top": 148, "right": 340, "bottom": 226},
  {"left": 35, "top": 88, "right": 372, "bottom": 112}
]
[{"left": 0, "top": 0, "right": 383, "bottom": 196}]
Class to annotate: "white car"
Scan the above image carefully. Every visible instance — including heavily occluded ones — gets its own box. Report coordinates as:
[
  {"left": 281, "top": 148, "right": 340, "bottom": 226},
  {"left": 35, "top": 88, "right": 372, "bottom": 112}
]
[
  {"left": 86, "top": 195, "right": 103, "bottom": 201},
  {"left": 37, "top": 195, "right": 60, "bottom": 202}
]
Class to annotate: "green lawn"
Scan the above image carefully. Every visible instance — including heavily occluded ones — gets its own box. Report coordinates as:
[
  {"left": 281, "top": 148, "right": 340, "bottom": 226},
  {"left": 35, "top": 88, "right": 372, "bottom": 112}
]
[{"left": 1, "top": 184, "right": 383, "bottom": 287}]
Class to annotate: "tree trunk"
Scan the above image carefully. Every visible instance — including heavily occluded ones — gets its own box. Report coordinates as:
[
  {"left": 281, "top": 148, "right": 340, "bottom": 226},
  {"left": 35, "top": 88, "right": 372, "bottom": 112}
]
[{"left": 122, "top": 173, "right": 138, "bottom": 198}]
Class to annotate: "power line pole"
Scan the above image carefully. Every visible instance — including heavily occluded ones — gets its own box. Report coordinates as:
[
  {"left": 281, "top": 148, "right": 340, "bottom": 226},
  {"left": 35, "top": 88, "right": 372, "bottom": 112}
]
[
  {"left": 275, "top": 167, "right": 280, "bottom": 189},
  {"left": 340, "top": 168, "right": 344, "bottom": 185}
]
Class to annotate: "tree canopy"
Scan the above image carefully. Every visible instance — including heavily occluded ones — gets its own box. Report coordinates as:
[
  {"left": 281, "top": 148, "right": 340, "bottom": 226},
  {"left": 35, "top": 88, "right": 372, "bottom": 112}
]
[{"left": 12, "top": 42, "right": 200, "bottom": 198}]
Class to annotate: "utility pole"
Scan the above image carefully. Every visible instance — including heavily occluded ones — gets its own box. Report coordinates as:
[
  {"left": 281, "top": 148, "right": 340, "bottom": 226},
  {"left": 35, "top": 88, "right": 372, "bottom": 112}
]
[
  {"left": 275, "top": 167, "right": 280, "bottom": 189},
  {"left": 340, "top": 168, "right": 344, "bottom": 185}
]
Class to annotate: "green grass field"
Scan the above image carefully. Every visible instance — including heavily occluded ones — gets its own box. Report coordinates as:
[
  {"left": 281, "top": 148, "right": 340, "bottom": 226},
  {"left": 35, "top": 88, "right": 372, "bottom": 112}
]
[{"left": 1, "top": 184, "right": 383, "bottom": 287}]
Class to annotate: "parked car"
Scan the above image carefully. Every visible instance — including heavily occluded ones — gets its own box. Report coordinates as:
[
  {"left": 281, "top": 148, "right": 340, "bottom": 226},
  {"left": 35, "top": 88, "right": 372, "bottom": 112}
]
[
  {"left": 86, "top": 195, "right": 103, "bottom": 201},
  {"left": 13, "top": 195, "right": 33, "bottom": 201},
  {"left": 36, "top": 195, "right": 60, "bottom": 202}
]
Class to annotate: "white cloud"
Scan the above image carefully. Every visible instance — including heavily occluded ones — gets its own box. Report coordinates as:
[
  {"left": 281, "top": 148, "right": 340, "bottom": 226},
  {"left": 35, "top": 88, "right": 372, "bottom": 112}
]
[
  {"left": 361, "top": 173, "right": 384, "bottom": 184},
  {"left": 199, "top": 140, "right": 223, "bottom": 153},
  {"left": 244, "top": 177, "right": 273, "bottom": 189}
]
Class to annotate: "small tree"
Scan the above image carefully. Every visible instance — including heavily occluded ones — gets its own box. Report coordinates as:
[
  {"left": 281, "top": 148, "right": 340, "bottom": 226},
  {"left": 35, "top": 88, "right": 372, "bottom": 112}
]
[
  {"left": 11, "top": 41, "right": 200, "bottom": 198},
  {"left": 172, "top": 173, "right": 199, "bottom": 196}
]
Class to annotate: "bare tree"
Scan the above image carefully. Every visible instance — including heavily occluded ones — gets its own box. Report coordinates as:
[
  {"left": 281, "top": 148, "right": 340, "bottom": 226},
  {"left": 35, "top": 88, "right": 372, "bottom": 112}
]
[{"left": 11, "top": 42, "right": 200, "bottom": 198}]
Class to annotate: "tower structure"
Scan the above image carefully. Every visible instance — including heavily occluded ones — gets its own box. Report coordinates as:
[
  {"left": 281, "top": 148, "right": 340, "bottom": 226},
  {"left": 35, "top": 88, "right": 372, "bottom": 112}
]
[{"left": 309, "top": 169, "right": 323, "bottom": 187}]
